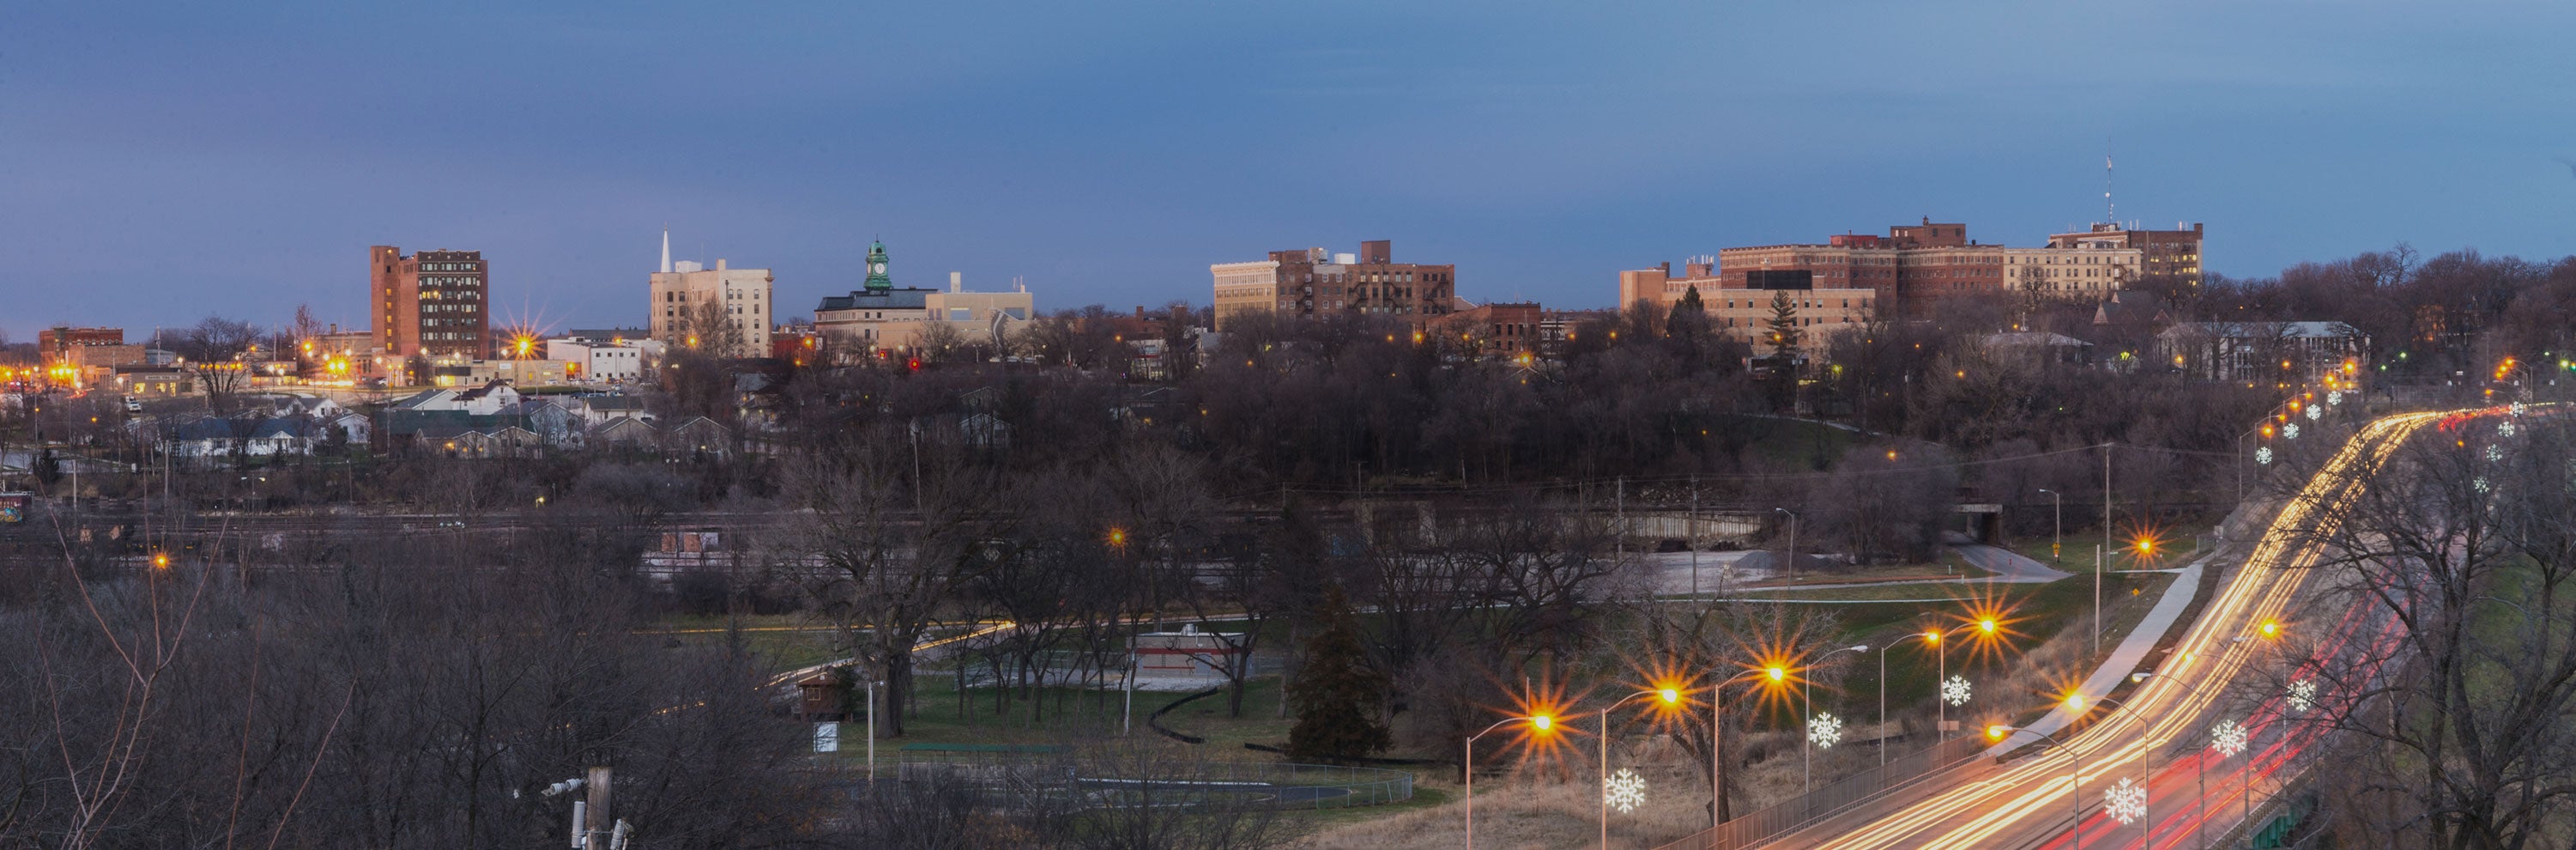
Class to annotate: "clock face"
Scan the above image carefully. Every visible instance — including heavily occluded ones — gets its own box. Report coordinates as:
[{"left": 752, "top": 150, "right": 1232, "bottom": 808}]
[{"left": 871, "top": 263, "right": 886, "bottom": 273}]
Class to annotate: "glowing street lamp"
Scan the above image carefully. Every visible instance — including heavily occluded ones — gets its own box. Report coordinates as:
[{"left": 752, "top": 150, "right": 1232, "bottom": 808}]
[
  {"left": 1464, "top": 713, "right": 1553, "bottom": 850},
  {"left": 1596, "top": 688, "right": 1684, "bottom": 848}
]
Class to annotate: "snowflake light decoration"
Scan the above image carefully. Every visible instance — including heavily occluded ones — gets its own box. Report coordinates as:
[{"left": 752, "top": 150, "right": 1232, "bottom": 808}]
[
  {"left": 2256, "top": 446, "right": 2274, "bottom": 465},
  {"left": 2475, "top": 477, "right": 2493, "bottom": 494},
  {"left": 2500, "top": 420, "right": 2519, "bottom": 438},
  {"left": 2512, "top": 402, "right": 2527, "bottom": 417},
  {"left": 1603, "top": 768, "right": 1648, "bottom": 814},
  {"left": 2283, "top": 422, "right": 2301, "bottom": 440},
  {"left": 1807, "top": 712, "right": 1844, "bottom": 750},
  {"left": 2105, "top": 777, "right": 2149, "bottom": 825},
  {"left": 2287, "top": 679, "right": 2319, "bottom": 715},
  {"left": 2210, "top": 719, "right": 2249, "bottom": 758},
  {"left": 1942, "top": 675, "right": 1973, "bottom": 707},
  {"left": 2305, "top": 404, "right": 2321, "bottom": 422},
  {"left": 2487, "top": 445, "right": 2505, "bottom": 463},
  {"left": 2327, "top": 390, "right": 2343, "bottom": 406}
]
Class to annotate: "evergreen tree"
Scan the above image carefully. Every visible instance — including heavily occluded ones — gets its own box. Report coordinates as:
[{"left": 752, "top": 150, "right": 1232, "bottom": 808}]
[
  {"left": 32, "top": 448, "right": 60, "bottom": 489},
  {"left": 1285, "top": 585, "right": 1391, "bottom": 762},
  {"left": 1764, "top": 290, "right": 1803, "bottom": 361},
  {"left": 1667, "top": 286, "right": 1712, "bottom": 348}
]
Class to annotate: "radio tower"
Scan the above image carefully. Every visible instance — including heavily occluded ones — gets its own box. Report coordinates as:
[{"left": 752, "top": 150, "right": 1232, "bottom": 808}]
[{"left": 2104, "top": 141, "right": 2115, "bottom": 226}]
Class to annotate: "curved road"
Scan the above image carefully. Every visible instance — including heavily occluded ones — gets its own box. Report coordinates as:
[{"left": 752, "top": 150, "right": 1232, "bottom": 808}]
[{"left": 1769, "top": 410, "right": 2447, "bottom": 850}]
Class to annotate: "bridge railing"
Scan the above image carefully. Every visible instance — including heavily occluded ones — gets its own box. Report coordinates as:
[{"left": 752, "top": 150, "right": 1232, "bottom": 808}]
[{"left": 1653, "top": 733, "right": 1990, "bottom": 850}]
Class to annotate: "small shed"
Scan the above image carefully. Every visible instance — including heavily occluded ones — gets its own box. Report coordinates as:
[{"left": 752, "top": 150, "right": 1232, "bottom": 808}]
[{"left": 795, "top": 670, "right": 850, "bottom": 721}]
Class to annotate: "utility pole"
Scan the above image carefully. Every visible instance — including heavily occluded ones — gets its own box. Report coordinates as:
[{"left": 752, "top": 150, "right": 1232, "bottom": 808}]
[
  {"left": 1614, "top": 477, "right": 1625, "bottom": 563},
  {"left": 1689, "top": 476, "right": 1701, "bottom": 597},
  {"left": 584, "top": 766, "right": 612, "bottom": 850},
  {"left": 2099, "top": 444, "right": 2112, "bottom": 653}
]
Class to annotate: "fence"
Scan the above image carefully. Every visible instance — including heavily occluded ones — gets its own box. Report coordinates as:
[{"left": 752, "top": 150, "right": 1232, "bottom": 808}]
[
  {"left": 1653, "top": 733, "right": 1991, "bottom": 850},
  {"left": 895, "top": 750, "right": 1412, "bottom": 811}
]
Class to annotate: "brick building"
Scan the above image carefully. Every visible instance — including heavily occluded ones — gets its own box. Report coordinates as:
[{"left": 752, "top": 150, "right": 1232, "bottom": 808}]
[
  {"left": 1424, "top": 301, "right": 1545, "bottom": 355},
  {"left": 371, "top": 246, "right": 490, "bottom": 359},
  {"left": 39, "top": 327, "right": 124, "bottom": 361},
  {"left": 2048, "top": 222, "right": 2204, "bottom": 296},
  {"left": 1211, "top": 240, "right": 1455, "bottom": 331},
  {"left": 1708, "top": 218, "right": 2150, "bottom": 310}
]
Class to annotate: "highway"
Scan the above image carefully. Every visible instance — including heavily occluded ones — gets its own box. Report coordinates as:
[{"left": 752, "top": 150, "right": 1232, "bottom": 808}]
[{"left": 1775, "top": 410, "right": 2446, "bottom": 850}]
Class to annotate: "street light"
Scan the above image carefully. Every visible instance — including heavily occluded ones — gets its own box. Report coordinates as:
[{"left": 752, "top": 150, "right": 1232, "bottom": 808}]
[
  {"left": 1775, "top": 507, "right": 1801, "bottom": 584},
  {"left": 1465, "top": 713, "right": 1553, "bottom": 850},
  {"left": 1705, "top": 665, "right": 1791, "bottom": 826},
  {"left": 2036, "top": 488, "right": 2063, "bottom": 563},
  {"left": 2067, "top": 693, "right": 2155, "bottom": 827},
  {"left": 1597, "top": 689, "right": 1684, "bottom": 850},
  {"left": 1986, "top": 723, "right": 2087, "bottom": 847},
  {"left": 1803, "top": 646, "right": 1868, "bottom": 795}
]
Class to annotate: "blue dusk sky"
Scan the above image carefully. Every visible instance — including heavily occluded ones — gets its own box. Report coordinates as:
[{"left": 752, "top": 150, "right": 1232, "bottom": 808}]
[{"left": 5, "top": 0, "right": 2574, "bottom": 340}]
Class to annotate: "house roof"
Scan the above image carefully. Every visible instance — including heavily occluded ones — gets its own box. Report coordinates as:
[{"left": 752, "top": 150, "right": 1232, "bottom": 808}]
[
  {"left": 390, "top": 389, "right": 453, "bottom": 410},
  {"left": 817, "top": 288, "right": 935, "bottom": 313},
  {"left": 2161, "top": 321, "right": 2365, "bottom": 340}
]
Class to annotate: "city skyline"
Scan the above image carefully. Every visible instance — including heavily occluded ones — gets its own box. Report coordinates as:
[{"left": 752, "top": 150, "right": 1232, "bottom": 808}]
[{"left": 8, "top": 0, "right": 2576, "bottom": 340}]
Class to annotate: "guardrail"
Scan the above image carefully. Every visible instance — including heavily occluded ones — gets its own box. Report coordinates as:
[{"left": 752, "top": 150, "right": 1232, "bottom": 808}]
[
  {"left": 1653, "top": 734, "right": 1991, "bottom": 850},
  {"left": 894, "top": 750, "right": 1412, "bottom": 811}
]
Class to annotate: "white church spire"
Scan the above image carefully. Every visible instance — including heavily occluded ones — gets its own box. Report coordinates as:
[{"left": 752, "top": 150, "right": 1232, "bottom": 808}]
[{"left": 659, "top": 228, "right": 672, "bottom": 274}]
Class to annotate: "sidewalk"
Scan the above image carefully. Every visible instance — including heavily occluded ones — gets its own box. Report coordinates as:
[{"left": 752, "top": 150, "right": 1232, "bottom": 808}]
[{"left": 1982, "top": 548, "right": 2215, "bottom": 756}]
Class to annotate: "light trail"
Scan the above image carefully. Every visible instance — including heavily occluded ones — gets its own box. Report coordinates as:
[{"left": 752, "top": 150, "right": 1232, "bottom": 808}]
[{"left": 1808, "top": 411, "right": 2446, "bottom": 850}]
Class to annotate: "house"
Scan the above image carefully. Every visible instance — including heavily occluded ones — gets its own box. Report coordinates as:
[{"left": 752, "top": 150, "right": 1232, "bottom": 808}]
[
  {"left": 511, "top": 400, "right": 586, "bottom": 449},
  {"left": 160, "top": 416, "right": 320, "bottom": 462},
  {"left": 593, "top": 417, "right": 659, "bottom": 449},
  {"left": 580, "top": 395, "right": 656, "bottom": 427},
  {"left": 664, "top": 417, "right": 732, "bottom": 457},
  {"left": 2156, "top": 321, "right": 2367, "bottom": 383},
  {"left": 1976, "top": 331, "right": 2093, "bottom": 367},
  {"left": 324, "top": 413, "right": 371, "bottom": 446},
  {"left": 960, "top": 412, "right": 1011, "bottom": 451},
  {"left": 450, "top": 380, "right": 522, "bottom": 415}
]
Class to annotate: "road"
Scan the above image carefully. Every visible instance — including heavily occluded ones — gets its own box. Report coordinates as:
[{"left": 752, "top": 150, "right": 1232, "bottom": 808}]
[{"left": 1769, "top": 410, "right": 2444, "bottom": 850}]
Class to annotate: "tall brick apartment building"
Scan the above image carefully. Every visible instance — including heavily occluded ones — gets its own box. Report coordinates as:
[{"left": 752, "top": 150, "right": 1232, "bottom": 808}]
[
  {"left": 1698, "top": 218, "right": 2156, "bottom": 311},
  {"left": 1211, "top": 240, "right": 1456, "bottom": 331},
  {"left": 370, "top": 246, "right": 490, "bottom": 359},
  {"left": 2048, "top": 222, "right": 2204, "bottom": 296}
]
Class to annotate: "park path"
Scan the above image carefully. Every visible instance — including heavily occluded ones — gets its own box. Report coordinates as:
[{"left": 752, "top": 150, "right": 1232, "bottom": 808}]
[{"left": 1981, "top": 549, "right": 2212, "bottom": 756}]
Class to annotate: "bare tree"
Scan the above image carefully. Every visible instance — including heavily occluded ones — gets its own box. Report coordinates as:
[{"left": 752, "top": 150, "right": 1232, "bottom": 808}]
[
  {"left": 172, "top": 316, "right": 263, "bottom": 408},
  {"left": 2288, "top": 413, "right": 2576, "bottom": 849},
  {"left": 786, "top": 422, "right": 1003, "bottom": 737}
]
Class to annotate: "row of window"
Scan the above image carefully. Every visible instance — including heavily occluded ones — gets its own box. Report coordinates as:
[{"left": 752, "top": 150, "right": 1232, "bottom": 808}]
[{"left": 423, "top": 262, "right": 479, "bottom": 271}]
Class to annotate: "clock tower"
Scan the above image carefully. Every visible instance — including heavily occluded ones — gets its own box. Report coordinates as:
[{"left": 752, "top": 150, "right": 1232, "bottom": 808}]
[{"left": 864, "top": 240, "right": 893, "bottom": 291}]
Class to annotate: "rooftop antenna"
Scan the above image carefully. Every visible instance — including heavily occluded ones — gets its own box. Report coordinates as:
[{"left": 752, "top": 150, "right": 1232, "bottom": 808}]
[{"left": 2104, "top": 140, "right": 2115, "bottom": 226}]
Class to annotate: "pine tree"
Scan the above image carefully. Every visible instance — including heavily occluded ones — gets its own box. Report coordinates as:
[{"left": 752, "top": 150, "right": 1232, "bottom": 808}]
[
  {"left": 1764, "top": 290, "right": 1803, "bottom": 361},
  {"left": 1285, "top": 585, "right": 1391, "bottom": 762}
]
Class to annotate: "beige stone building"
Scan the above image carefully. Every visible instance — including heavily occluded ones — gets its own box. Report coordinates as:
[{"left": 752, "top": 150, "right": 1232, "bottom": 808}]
[
  {"left": 812, "top": 241, "right": 1033, "bottom": 355},
  {"left": 647, "top": 231, "right": 774, "bottom": 359}
]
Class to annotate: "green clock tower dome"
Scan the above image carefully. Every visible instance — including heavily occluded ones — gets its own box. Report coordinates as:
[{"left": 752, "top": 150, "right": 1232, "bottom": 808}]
[{"left": 864, "top": 240, "right": 893, "bottom": 291}]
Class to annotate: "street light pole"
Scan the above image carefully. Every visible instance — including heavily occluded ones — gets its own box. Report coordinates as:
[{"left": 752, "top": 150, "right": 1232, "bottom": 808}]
[
  {"left": 1988, "top": 726, "right": 2083, "bottom": 848},
  {"left": 2100, "top": 444, "right": 2113, "bottom": 653},
  {"left": 1776, "top": 507, "right": 1801, "bottom": 584},
  {"left": 1464, "top": 714, "right": 1549, "bottom": 850},
  {"left": 1598, "top": 689, "right": 1682, "bottom": 850},
  {"left": 2037, "top": 488, "right": 2062, "bottom": 564},
  {"left": 1805, "top": 646, "right": 1867, "bottom": 796},
  {"left": 1709, "top": 666, "right": 1785, "bottom": 827}
]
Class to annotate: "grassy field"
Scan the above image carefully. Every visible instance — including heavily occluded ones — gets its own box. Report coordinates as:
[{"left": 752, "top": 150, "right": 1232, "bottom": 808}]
[
  {"left": 662, "top": 530, "right": 2197, "bottom": 847},
  {"left": 2008, "top": 531, "right": 2203, "bottom": 577}
]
